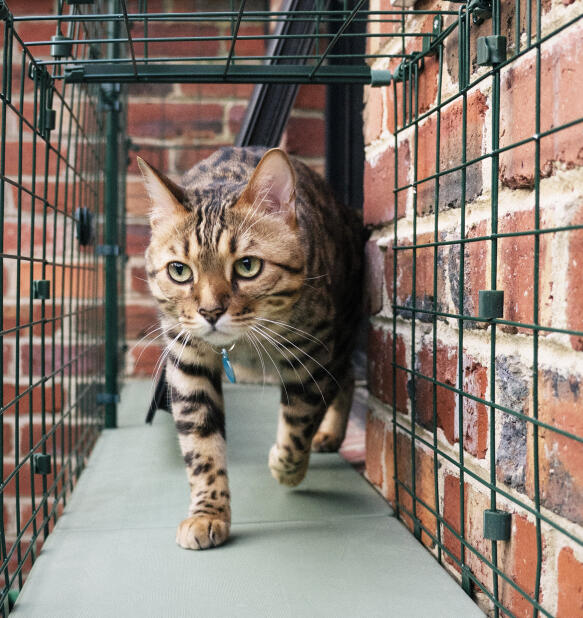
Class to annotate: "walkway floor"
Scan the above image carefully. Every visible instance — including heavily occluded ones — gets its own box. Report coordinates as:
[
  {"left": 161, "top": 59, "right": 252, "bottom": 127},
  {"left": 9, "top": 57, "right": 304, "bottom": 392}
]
[{"left": 12, "top": 381, "right": 483, "bottom": 617}]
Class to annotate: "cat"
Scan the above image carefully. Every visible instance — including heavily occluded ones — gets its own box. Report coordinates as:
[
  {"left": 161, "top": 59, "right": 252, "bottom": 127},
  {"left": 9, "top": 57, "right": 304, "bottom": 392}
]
[{"left": 138, "top": 146, "right": 365, "bottom": 550}]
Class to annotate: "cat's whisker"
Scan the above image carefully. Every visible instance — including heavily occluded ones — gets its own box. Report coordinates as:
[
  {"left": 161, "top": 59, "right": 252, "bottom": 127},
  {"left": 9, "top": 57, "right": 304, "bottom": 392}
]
[
  {"left": 250, "top": 326, "right": 304, "bottom": 392},
  {"left": 251, "top": 325, "right": 326, "bottom": 406},
  {"left": 130, "top": 323, "right": 174, "bottom": 358},
  {"left": 245, "top": 332, "right": 267, "bottom": 396},
  {"left": 254, "top": 317, "right": 328, "bottom": 349},
  {"left": 247, "top": 327, "right": 289, "bottom": 405}
]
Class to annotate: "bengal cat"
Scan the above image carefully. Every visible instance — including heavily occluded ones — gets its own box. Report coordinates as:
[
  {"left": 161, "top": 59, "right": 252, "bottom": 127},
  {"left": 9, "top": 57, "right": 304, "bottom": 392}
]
[{"left": 138, "top": 147, "right": 365, "bottom": 550}]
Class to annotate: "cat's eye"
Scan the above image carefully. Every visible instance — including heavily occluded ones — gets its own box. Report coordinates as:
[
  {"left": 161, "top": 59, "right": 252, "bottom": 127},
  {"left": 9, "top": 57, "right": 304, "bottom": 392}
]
[
  {"left": 234, "top": 256, "right": 263, "bottom": 279},
  {"left": 167, "top": 262, "right": 193, "bottom": 283}
]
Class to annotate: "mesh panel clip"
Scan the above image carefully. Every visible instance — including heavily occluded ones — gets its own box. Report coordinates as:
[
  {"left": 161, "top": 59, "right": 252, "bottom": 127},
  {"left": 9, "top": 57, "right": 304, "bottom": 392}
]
[
  {"left": 477, "top": 35, "right": 507, "bottom": 66},
  {"left": 97, "top": 393, "right": 120, "bottom": 405},
  {"left": 33, "top": 280, "right": 51, "bottom": 300},
  {"left": 483, "top": 509, "right": 511, "bottom": 541},
  {"left": 50, "top": 34, "right": 73, "bottom": 58},
  {"left": 32, "top": 453, "right": 52, "bottom": 475},
  {"left": 478, "top": 290, "right": 504, "bottom": 320}
]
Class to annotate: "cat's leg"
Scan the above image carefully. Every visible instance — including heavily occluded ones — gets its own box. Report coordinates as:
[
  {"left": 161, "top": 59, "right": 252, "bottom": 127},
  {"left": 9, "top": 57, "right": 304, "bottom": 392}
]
[
  {"left": 269, "top": 396, "right": 326, "bottom": 487},
  {"left": 166, "top": 348, "right": 231, "bottom": 550},
  {"left": 312, "top": 369, "right": 354, "bottom": 452}
]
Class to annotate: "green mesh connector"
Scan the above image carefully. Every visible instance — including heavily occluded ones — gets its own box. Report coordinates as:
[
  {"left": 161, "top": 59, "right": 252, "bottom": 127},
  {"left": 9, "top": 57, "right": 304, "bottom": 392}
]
[
  {"left": 50, "top": 34, "right": 73, "bottom": 58},
  {"left": 7, "top": 590, "right": 18, "bottom": 611},
  {"left": 43, "top": 108, "right": 56, "bottom": 131},
  {"left": 75, "top": 207, "right": 93, "bottom": 246},
  {"left": 32, "top": 453, "right": 52, "bottom": 475},
  {"left": 484, "top": 509, "right": 511, "bottom": 541},
  {"left": 33, "top": 280, "right": 51, "bottom": 300},
  {"left": 477, "top": 35, "right": 507, "bottom": 66},
  {"left": 370, "top": 69, "right": 392, "bottom": 87},
  {"left": 478, "top": 290, "right": 504, "bottom": 319},
  {"left": 413, "top": 519, "right": 422, "bottom": 541}
]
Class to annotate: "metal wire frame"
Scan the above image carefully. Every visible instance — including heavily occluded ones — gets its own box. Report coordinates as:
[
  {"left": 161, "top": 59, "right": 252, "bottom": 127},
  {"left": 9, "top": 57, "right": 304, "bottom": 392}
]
[
  {"left": 11, "top": 2, "right": 462, "bottom": 85},
  {"left": 387, "top": 2, "right": 583, "bottom": 617},
  {"left": 0, "top": 0, "right": 127, "bottom": 611}
]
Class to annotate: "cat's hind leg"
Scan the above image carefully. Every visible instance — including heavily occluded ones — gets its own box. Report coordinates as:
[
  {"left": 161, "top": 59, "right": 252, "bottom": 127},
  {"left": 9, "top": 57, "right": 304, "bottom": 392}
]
[{"left": 311, "top": 370, "right": 354, "bottom": 453}]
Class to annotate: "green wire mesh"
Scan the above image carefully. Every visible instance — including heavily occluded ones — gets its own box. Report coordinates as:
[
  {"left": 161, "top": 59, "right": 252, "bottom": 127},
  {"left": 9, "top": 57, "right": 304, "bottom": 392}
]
[{"left": 0, "top": 0, "right": 582, "bottom": 616}]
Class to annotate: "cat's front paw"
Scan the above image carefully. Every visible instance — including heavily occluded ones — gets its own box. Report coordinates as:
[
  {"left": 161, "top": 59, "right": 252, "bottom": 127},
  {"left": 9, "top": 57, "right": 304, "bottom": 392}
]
[
  {"left": 268, "top": 444, "right": 309, "bottom": 487},
  {"left": 176, "top": 516, "right": 230, "bottom": 550}
]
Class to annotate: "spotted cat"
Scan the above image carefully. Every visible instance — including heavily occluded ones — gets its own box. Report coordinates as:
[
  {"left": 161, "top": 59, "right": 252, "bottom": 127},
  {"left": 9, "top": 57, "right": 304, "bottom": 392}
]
[{"left": 138, "top": 146, "right": 365, "bottom": 550}]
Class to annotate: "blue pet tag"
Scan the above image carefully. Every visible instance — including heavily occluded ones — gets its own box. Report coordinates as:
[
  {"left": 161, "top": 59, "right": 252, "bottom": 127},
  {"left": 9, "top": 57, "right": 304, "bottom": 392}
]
[{"left": 221, "top": 348, "right": 236, "bottom": 383}]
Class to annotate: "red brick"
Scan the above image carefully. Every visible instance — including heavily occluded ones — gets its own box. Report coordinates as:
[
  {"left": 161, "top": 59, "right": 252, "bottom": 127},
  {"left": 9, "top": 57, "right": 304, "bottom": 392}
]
[
  {"left": 557, "top": 546, "right": 583, "bottom": 618},
  {"left": 461, "top": 356, "right": 488, "bottom": 459},
  {"left": 231, "top": 25, "right": 267, "bottom": 58},
  {"left": 365, "top": 412, "right": 385, "bottom": 488},
  {"left": 18, "top": 261, "right": 104, "bottom": 300},
  {"left": 3, "top": 462, "right": 49, "bottom": 496},
  {"left": 130, "top": 264, "right": 151, "bottom": 295},
  {"left": 130, "top": 23, "right": 221, "bottom": 59},
  {"left": 177, "top": 83, "right": 254, "bottom": 99},
  {"left": 228, "top": 104, "right": 247, "bottom": 136},
  {"left": 463, "top": 482, "right": 493, "bottom": 591},
  {"left": 527, "top": 370, "right": 583, "bottom": 525},
  {"left": 501, "top": 515, "right": 541, "bottom": 617},
  {"left": 363, "top": 140, "right": 410, "bottom": 225},
  {"left": 415, "top": 341, "right": 457, "bottom": 444},
  {"left": 284, "top": 117, "right": 325, "bottom": 158},
  {"left": 367, "top": 326, "right": 408, "bottom": 413},
  {"left": 500, "top": 23, "right": 583, "bottom": 189},
  {"left": 175, "top": 145, "right": 230, "bottom": 174},
  {"left": 128, "top": 102, "right": 224, "bottom": 140},
  {"left": 126, "top": 178, "right": 150, "bottom": 217},
  {"left": 2, "top": 385, "right": 64, "bottom": 416},
  {"left": 4, "top": 140, "right": 59, "bottom": 178},
  {"left": 129, "top": 343, "right": 164, "bottom": 377},
  {"left": 125, "top": 303, "right": 161, "bottom": 340},
  {"left": 386, "top": 232, "right": 447, "bottom": 319},
  {"left": 19, "top": 420, "right": 68, "bottom": 458},
  {"left": 404, "top": 14, "right": 439, "bottom": 114},
  {"left": 3, "top": 422, "right": 13, "bottom": 457},
  {"left": 127, "top": 145, "right": 169, "bottom": 176},
  {"left": 567, "top": 206, "right": 583, "bottom": 350},
  {"left": 498, "top": 209, "right": 551, "bottom": 332},
  {"left": 364, "top": 240, "right": 384, "bottom": 315},
  {"left": 21, "top": 343, "right": 102, "bottom": 377},
  {"left": 2, "top": 301, "right": 63, "bottom": 338},
  {"left": 417, "top": 89, "right": 487, "bottom": 216},
  {"left": 295, "top": 85, "right": 326, "bottom": 112},
  {"left": 363, "top": 85, "right": 383, "bottom": 145},
  {"left": 126, "top": 223, "right": 151, "bottom": 257},
  {"left": 443, "top": 473, "right": 462, "bottom": 568}
]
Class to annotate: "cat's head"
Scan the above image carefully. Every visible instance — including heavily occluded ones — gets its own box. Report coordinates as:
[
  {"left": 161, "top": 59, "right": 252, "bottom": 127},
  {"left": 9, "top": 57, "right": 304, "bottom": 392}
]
[{"left": 138, "top": 148, "right": 305, "bottom": 348}]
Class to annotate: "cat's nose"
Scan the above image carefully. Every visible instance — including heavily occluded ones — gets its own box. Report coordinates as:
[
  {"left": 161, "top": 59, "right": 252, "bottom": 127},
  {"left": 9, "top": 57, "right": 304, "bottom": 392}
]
[{"left": 198, "top": 306, "right": 226, "bottom": 325}]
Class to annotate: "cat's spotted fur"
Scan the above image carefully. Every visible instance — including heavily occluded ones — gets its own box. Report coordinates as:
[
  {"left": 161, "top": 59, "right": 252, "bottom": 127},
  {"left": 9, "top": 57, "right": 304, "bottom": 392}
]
[{"left": 139, "top": 147, "right": 365, "bottom": 550}]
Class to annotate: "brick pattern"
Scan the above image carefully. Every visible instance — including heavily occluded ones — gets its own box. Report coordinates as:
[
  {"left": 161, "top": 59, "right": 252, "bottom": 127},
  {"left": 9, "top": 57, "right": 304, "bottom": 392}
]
[{"left": 364, "top": 2, "right": 583, "bottom": 616}]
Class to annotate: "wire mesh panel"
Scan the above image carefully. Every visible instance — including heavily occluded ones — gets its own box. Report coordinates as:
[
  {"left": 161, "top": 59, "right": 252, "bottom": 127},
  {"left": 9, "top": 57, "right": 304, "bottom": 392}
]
[
  {"left": 0, "top": 0, "right": 127, "bottom": 610},
  {"left": 363, "top": 1, "right": 583, "bottom": 616}
]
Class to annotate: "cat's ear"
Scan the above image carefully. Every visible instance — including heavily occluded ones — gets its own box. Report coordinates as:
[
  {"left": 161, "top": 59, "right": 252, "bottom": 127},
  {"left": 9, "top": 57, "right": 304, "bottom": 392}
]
[
  {"left": 137, "top": 157, "right": 188, "bottom": 226},
  {"left": 241, "top": 148, "right": 296, "bottom": 224}
]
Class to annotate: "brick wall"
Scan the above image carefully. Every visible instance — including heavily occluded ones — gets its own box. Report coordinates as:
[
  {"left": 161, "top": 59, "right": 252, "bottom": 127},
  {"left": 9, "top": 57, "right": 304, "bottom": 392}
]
[{"left": 364, "top": 1, "right": 583, "bottom": 616}]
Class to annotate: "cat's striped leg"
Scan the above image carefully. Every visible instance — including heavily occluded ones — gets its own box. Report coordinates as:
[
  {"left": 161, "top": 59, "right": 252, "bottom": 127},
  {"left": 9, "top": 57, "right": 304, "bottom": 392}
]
[
  {"left": 269, "top": 386, "right": 327, "bottom": 487},
  {"left": 312, "top": 369, "right": 354, "bottom": 452},
  {"left": 166, "top": 350, "right": 231, "bottom": 550}
]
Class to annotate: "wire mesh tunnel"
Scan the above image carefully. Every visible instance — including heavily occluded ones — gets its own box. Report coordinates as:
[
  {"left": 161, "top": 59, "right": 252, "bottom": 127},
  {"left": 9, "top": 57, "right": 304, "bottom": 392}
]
[{"left": 0, "top": 1, "right": 582, "bottom": 616}]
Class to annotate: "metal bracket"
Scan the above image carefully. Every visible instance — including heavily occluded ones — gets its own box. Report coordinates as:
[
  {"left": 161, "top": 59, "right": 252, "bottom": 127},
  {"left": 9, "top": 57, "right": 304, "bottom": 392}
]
[
  {"left": 97, "top": 244, "right": 120, "bottom": 256},
  {"left": 42, "top": 107, "right": 56, "bottom": 131},
  {"left": 478, "top": 290, "right": 504, "bottom": 320},
  {"left": 370, "top": 69, "right": 392, "bottom": 87},
  {"left": 97, "top": 392, "right": 120, "bottom": 405},
  {"left": 483, "top": 509, "right": 511, "bottom": 541},
  {"left": 468, "top": 0, "right": 492, "bottom": 25},
  {"left": 32, "top": 453, "right": 52, "bottom": 475},
  {"left": 75, "top": 207, "right": 93, "bottom": 246},
  {"left": 0, "top": 0, "right": 10, "bottom": 20},
  {"left": 413, "top": 519, "right": 422, "bottom": 541},
  {"left": 33, "top": 280, "right": 51, "bottom": 300},
  {"left": 477, "top": 35, "right": 507, "bottom": 66},
  {"left": 99, "top": 83, "right": 121, "bottom": 112},
  {"left": 422, "top": 14, "right": 443, "bottom": 56},
  {"left": 50, "top": 34, "right": 73, "bottom": 58}
]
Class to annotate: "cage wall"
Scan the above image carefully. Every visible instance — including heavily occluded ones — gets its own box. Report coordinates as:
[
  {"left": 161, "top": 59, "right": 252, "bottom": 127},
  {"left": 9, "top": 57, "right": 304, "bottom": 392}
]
[
  {"left": 364, "top": 1, "right": 583, "bottom": 616},
  {"left": 0, "top": 0, "right": 127, "bottom": 603}
]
